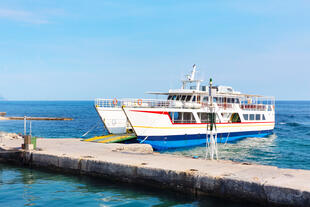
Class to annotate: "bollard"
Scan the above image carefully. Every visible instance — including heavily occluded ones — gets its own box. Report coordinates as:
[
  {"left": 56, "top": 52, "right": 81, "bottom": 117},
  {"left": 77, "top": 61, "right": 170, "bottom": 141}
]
[
  {"left": 24, "top": 135, "right": 31, "bottom": 144},
  {"left": 23, "top": 135, "right": 34, "bottom": 150}
]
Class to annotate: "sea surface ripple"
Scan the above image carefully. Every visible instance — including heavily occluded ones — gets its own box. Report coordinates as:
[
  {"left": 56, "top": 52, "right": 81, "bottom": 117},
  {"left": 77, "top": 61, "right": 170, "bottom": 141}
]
[{"left": 0, "top": 100, "right": 309, "bottom": 206}]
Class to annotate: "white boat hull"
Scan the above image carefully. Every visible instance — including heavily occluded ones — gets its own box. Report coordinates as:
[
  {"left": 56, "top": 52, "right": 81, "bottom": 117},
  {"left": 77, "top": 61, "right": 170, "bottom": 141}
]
[
  {"left": 96, "top": 106, "right": 127, "bottom": 134},
  {"left": 122, "top": 107, "right": 275, "bottom": 150}
]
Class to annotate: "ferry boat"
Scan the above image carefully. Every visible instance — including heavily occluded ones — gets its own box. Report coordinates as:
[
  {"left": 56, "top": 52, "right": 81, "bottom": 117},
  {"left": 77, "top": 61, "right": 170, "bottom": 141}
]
[{"left": 95, "top": 65, "right": 275, "bottom": 150}]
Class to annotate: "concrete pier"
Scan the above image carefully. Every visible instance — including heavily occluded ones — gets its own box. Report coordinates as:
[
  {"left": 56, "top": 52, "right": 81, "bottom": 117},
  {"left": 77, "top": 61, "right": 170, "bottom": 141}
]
[{"left": 0, "top": 131, "right": 309, "bottom": 206}]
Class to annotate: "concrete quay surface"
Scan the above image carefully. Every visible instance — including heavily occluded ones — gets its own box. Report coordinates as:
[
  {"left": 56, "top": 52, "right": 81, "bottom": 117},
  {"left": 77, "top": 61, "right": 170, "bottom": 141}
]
[{"left": 0, "top": 132, "right": 310, "bottom": 206}]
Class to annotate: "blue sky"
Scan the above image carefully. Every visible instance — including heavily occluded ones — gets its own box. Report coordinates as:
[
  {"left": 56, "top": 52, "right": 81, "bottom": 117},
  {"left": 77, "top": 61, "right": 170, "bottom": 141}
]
[{"left": 0, "top": 0, "right": 309, "bottom": 100}]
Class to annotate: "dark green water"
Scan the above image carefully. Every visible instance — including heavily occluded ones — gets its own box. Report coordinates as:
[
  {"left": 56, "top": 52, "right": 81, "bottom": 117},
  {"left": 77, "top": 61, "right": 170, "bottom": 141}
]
[{"left": 0, "top": 162, "right": 259, "bottom": 207}]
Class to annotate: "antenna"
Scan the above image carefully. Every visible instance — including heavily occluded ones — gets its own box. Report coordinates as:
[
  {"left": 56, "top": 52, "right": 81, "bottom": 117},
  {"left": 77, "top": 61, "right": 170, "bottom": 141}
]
[{"left": 189, "top": 64, "right": 196, "bottom": 81}]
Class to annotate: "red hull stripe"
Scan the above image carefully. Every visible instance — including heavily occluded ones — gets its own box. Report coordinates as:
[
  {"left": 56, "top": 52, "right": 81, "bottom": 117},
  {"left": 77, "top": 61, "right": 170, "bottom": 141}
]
[
  {"left": 129, "top": 110, "right": 275, "bottom": 125},
  {"left": 130, "top": 110, "right": 169, "bottom": 115}
]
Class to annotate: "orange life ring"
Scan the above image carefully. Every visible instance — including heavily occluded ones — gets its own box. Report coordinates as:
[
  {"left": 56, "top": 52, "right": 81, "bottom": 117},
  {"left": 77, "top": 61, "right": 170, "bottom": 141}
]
[
  {"left": 113, "top": 98, "right": 118, "bottom": 105},
  {"left": 137, "top": 99, "right": 142, "bottom": 106}
]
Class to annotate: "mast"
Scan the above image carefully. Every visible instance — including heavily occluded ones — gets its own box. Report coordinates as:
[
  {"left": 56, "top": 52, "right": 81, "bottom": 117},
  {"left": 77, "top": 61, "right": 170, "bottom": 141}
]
[{"left": 181, "top": 64, "right": 202, "bottom": 90}]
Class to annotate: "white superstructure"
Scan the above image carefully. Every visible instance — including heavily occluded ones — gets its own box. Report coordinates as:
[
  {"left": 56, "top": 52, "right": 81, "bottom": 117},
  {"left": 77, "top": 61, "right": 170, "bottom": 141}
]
[{"left": 95, "top": 65, "right": 275, "bottom": 149}]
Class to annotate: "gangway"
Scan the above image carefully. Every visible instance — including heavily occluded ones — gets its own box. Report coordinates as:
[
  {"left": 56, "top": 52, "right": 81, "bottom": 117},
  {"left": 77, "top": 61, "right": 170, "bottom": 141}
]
[{"left": 83, "top": 133, "right": 137, "bottom": 143}]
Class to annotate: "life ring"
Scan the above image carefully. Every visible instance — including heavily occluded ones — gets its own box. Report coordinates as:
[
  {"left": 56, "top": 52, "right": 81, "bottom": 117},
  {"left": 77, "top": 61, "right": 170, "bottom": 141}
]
[
  {"left": 113, "top": 98, "right": 118, "bottom": 105},
  {"left": 137, "top": 99, "right": 143, "bottom": 106}
]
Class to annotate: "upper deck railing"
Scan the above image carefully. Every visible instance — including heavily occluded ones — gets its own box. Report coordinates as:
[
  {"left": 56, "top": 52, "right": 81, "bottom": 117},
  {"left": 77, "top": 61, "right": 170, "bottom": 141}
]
[{"left": 95, "top": 96, "right": 275, "bottom": 112}]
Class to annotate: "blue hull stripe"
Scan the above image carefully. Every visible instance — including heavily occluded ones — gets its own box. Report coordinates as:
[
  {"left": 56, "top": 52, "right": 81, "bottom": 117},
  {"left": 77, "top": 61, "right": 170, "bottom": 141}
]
[{"left": 137, "top": 130, "right": 273, "bottom": 150}]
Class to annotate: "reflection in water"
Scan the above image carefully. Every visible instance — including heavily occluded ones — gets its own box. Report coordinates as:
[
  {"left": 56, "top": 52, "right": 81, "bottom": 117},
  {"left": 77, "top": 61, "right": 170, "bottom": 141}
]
[{"left": 0, "top": 163, "right": 260, "bottom": 207}]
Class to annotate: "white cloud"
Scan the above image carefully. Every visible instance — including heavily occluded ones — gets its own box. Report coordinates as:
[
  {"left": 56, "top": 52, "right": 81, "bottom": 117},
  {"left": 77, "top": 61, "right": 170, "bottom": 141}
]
[{"left": 0, "top": 8, "right": 49, "bottom": 24}]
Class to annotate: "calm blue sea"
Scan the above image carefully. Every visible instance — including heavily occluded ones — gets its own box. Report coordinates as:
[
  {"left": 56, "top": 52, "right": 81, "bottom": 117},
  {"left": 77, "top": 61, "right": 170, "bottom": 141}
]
[{"left": 0, "top": 100, "right": 309, "bottom": 206}]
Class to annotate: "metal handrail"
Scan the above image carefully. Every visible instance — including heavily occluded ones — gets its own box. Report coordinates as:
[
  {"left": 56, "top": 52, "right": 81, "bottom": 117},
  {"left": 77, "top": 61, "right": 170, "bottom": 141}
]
[{"left": 95, "top": 98, "right": 274, "bottom": 111}]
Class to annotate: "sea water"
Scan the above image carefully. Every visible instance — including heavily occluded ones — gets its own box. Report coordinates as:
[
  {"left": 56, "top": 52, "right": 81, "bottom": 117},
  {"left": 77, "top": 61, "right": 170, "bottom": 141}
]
[{"left": 0, "top": 100, "right": 309, "bottom": 206}]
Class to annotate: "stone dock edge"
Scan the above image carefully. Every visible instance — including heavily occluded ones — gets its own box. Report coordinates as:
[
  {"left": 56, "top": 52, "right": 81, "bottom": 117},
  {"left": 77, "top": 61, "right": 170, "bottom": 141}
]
[{"left": 0, "top": 149, "right": 309, "bottom": 207}]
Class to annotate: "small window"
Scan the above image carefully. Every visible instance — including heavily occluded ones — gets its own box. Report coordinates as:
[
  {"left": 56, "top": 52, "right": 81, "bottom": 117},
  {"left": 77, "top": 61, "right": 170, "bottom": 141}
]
[
  {"left": 198, "top": 112, "right": 219, "bottom": 123},
  {"left": 172, "top": 95, "right": 177, "bottom": 100},
  {"left": 217, "top": 97, "right": 222, "bottom": 103},
  {"left": 167, "top": 95, "right": 172, "bottom": 100},
  {"left": 262, "top": 114, "right": 266, "bottom": 120},
  {"left": 197, "top": 96, "right": 201, "bottom": 102},
  {"left": 256, "top": 114, "right": 261, "bottom": 120},
  {"left": 181, "top": 96, "right": 187, "bottom": 101},
  {"left": 169, "top": 112, "right": 179, "bottom": 122},
  {"left": 203, "top": 96, "right": 208, "bottom": 102},
  {"left": 243, "top": 114, "right": 249, "bottom": 120},
  {"left": 250, "top": 114, "right": 255, "bottom": 120},
  {"left": 213, "top": 97, "right": 217, "bottom": 103},
  {"left": 168, "top": 112, "right": 196, "bottom": 123},
  {"left": 186, "top": 96, "right": 192, "bottom": 101},
  {"left": 231, "top": 113, "right": 241, "bottom": 123},
  {"left": 176, "top": 95, "right": 181, "bottom": 101},
  {"left": 235, "top": 98, "right": 240, "bottom": 103}
]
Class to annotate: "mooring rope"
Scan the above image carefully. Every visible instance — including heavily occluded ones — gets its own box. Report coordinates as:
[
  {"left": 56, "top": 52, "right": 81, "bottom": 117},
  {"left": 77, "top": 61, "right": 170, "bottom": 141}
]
[{"left": 81, "top": 122, "right": 100, "bottom": 138}]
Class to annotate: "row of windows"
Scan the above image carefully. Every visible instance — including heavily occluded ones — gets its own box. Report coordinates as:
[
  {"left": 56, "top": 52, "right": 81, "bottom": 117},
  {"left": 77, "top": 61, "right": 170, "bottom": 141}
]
[
  {"left": 168, "top": 112, "right": 219, "bottom": 124},
  {"left": 213, "top": 97, "right": 240, "bottom": 104},
  {"left": 167, "top": 95, "right": 240, "bottom": 104},
  {"left": 167, "top": 112, "right": 267, "bottom": 123},
  {"left": 243, "top": 114, "right": 266, "bottom": 121},
  {"left": 167, "top": 95, "right": 202, "bottom": 102}
]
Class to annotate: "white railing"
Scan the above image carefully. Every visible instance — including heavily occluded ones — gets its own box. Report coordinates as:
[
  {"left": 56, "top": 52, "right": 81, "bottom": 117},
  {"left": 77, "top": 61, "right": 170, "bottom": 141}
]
[
  {"left": 95, "top": 99, "right": 128, "bottom": 108},
  {"left": 95, "top": 98, "right": 180, "bottom": 108},
  {"left": 95, "top": 98, "right": 205, "bottom": 109},
  {"left": 95, "top": 97, "right": 275, "bottom": 111},
  {"left": 239, "top": 96, "right": 275, "bottom": 112}
]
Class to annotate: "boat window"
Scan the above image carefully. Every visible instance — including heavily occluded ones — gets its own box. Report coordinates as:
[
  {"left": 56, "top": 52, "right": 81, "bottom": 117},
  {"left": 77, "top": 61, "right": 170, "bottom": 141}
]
[
  {"left": 198, "top": 112, "right": 219, "bottom": 123},
  {"left": 230, "top": 113, "right": 241, "bottom": 123},
  {"left": 250, "top": 114, "right": 255, "bottom": 120},
  {"left": 213, "top": 97, "right": 217, "bottom": 103},
  {"left": 262, "top": 114, "right": 266, "bottom": 120},
  {"left": 235, "top": 98, "right": 240, "bottom": 104},
  {"left": 168, "top": 95, "right": 172, "bottom": 100},
  {"left": 197, "top": 96, "right": 201, "bottom": 102},
  {"left": 203, "top": 96, "right": 208, "bottom": 102},
  {"left": 256, "top": 114, "right": 261, "bottom": 120},
  {"left": 172, "top": 95, "right": 177, "bottom": 100},
  {"left": 181, "top": 95, "right": 187, "bottom": 101},
  {"left": 169, "top": 112, "right": 179, "bottom": 122},
  {"left": 176, "top": 95, "right": 181, "bottom": 101},
  {"left": 186, "top": 96, "right": 192, "bottom": 101},
  {"left": 227, "top": 98, "right": 232, "bottom": 103},
  {"left": 243, "top": 114, "right": 249, "bottom": 120},
  {"left": 168, "top": 112, "right": 196, "bottom": 123},
  {"left": 183, "top": 112, "right": 195, "bottom": 123}
]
